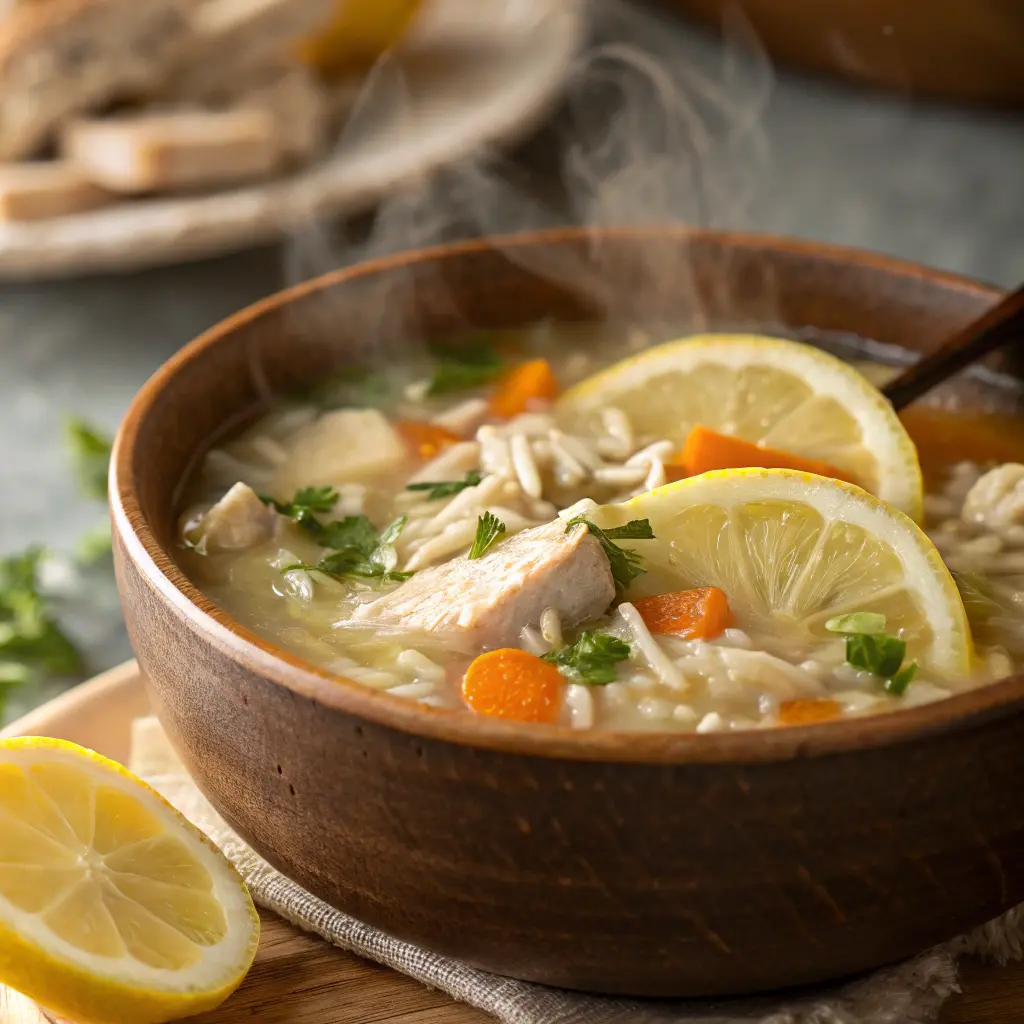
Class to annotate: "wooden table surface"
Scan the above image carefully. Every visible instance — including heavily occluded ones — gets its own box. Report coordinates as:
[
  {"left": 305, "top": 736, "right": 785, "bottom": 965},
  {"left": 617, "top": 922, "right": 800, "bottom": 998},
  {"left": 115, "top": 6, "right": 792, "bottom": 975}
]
[{"left": 47, "top": 908, "right": 1024, "bottom": 1024}]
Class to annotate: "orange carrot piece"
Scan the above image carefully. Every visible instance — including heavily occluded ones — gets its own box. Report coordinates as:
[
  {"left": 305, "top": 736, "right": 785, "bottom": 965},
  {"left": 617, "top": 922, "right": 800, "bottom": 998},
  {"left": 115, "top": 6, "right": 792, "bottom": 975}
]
[
  {"left": 678, "top": 425, "right": 850, "bottom": 482},
  {"left": 663, "top": 463, "right": 689, "bottom": 484},
  {"left": 778, "top": 698, "right": 842, "bottom": 726},
  {"left": 396, "top": 419, "right": 461, "bottom": 459},
  {"left": 632, "top": 587, "right": 732, "bottom": 639},
  {"left": 490, "top": 358, "right": 558, "bottom": 419},
  {"left": 462, "top": 648, "right": 563, "bottom": 724}
]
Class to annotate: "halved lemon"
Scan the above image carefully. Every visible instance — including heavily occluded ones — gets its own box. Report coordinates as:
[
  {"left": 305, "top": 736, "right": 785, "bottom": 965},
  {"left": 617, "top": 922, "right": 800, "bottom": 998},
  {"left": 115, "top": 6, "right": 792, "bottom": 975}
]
[
  {"left": 0, "top": 737, "right": 258, "bottom": 1024},
  {"left": 557, "top": 334, "right": 924, "bottom": 521},
  {"left": 588, "top": 468, "right": 971, "bottom": 678}
]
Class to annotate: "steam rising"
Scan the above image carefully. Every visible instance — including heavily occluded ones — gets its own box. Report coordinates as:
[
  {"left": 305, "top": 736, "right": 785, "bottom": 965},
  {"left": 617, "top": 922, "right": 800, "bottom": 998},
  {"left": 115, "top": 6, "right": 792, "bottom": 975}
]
[{"left": 284, "top": 0, "right": 774, "bottom": 348}]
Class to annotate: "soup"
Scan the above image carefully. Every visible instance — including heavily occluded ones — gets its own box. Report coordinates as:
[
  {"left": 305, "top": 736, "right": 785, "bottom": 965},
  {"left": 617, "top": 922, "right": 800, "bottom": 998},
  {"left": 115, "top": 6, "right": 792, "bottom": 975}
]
[{"left": 177, "top": 327, "right": 1024, "bottom": 732}]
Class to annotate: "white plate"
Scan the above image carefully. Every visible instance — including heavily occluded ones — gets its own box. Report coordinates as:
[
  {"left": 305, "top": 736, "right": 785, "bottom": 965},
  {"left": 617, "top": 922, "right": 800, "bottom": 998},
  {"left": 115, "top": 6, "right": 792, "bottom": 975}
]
[{"left": 0, "top": 0, "right": 584, "bottom": 280}]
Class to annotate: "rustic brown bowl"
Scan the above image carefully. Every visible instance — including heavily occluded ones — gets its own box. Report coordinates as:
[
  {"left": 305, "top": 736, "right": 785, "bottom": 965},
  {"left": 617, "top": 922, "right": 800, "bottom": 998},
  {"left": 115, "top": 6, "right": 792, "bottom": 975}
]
[
  {"left": 661, "top": 0, "right": 1024, "bottom": 108},
  {"left": 111, "top": 228, "right": 1024, "bottom": 999}
]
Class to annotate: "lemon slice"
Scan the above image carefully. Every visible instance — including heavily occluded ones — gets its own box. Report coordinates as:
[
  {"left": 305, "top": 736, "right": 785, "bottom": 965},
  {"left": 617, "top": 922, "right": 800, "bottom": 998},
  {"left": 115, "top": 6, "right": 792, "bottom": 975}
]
[
  {"left": 587, "top": 468, "right": 971, "bottom": 678},
  {"left": 557, "top": 334, "right": 923, "bottom": 521},
  {"left": 0, "top": 737, "right": 258, "bottom": 1024}
]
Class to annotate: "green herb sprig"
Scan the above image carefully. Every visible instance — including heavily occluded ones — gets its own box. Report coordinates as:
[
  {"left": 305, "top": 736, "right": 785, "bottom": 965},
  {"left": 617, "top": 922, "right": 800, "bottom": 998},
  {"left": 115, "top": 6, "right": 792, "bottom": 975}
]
[
  {"left": 0, "top": 548, "right": 83, "bottom": 716},
  {"left": 826, "top": 613, "right": 918, "bottom": 697},
  {"left": 427, "top": 338, "right": 504, "bottom": 396},
  {"left": 468, "top": 512, "right": 506, "bottom": 560},
  {"left": 542, "top": 631, "right": 631, "bottom": 685},
  {"left": 564, "top": 516, "right": 655, "bottom": 590},
  {"left": 276, "top": 499, "right": 414, "bottom": 584},
  {"left": 406, "top": 469, "right": 482, "bottom": 502},
  {"left": 66, "top": 418, "right": 113, "bottom": 500}
]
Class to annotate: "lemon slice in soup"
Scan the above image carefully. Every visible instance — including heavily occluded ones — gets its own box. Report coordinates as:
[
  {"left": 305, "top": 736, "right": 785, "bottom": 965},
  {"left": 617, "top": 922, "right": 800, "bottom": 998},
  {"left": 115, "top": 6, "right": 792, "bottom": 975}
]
[
  {"left": 557, "top": 334, "right": 923, "bottom": 521},
  {"left": 586, "top": 468, "right": 971, "bottom": 679}
]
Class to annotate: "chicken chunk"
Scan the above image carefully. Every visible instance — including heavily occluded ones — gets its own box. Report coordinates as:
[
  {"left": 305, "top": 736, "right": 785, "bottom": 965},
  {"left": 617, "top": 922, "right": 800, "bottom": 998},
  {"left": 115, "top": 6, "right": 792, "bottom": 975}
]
[
  {"left": 193, "top": 482, "right": 275, "bottom": 552},
  {"left": 353, "top": 519, "right": 615, "bottom": 649},
  {"left": 273, "top": 409, "right": 407, "bottom": 495},
  {"left": 962, "top": 463, "right": 1024, "bottom": 529}
]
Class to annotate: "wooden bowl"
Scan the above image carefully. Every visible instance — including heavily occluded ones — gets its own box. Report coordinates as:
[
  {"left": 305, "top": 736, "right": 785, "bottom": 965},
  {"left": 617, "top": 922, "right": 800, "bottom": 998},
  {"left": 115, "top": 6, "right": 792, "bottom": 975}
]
[
  {"left": 661, "top": 0, "right": 1024, "bottom": 107},
  {"left": 111, "top": 228, "right": 1024, "bottom": 998}
]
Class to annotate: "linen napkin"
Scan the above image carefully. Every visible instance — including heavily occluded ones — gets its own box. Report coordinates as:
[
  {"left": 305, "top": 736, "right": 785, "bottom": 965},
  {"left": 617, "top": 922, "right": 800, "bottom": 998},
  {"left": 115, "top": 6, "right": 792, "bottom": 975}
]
[{"left": 130, "top": 716, "right": 1024, "bottom": 1024}]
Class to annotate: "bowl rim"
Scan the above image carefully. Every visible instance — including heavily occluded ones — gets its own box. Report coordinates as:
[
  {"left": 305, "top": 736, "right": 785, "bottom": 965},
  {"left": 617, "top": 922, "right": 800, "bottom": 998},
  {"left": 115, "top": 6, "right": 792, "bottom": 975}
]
[{"left": 111, "top": 224, "right": 1024, "bottom": 765}]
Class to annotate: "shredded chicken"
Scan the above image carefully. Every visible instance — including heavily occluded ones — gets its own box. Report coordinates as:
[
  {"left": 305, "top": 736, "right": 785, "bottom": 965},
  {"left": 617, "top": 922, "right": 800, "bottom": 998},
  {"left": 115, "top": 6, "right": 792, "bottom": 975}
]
[
  {"left": 962, "top": 463, "right": 1024, "bottom": 529},
  {"left": 353, "top": 519, "right": 615, "bottom": 649}
]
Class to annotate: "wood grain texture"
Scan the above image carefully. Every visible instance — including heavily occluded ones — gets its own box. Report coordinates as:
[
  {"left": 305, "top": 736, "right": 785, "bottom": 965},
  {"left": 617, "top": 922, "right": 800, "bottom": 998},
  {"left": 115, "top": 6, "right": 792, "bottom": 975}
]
[
  {"left": 30, "top": 911, "right": 1024, "bottom": 1024},
  {"left": 4, "top": 662, "right": 1024, "bottom": 1024},
  {"left": 663, "top": 0, "right": 1024, "bottom": 107},
  {"left": 109, "top": 229, "right": 1024, "bottom": 997}
]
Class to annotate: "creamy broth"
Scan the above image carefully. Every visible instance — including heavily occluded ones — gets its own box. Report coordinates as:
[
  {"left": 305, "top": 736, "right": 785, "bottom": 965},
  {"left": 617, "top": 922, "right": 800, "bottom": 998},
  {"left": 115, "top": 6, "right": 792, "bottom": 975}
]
[{"left": 178, "top": 326, "right": 1024, "bottom": 732}]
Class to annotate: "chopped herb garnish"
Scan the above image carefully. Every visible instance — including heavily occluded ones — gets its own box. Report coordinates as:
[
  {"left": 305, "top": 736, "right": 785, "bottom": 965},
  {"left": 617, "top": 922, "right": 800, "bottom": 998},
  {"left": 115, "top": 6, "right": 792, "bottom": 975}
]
[
  {"left": 564, "top": 516, "right": 654, "bottom": 590},
  {"left": 314, "top": 515, "right": 380, "bottom": 553},
  {"left": 406, "top": 469, "right": 483, "bottom": 501},
  {"left": 66, "top": 418, "right": 113, "bottom": 499},
  {"left": 468, "top": 512, "right": 506, "bottom": 560},
  {"left": 308, "top": 366, "right": 391, "bottom": 409},
  {"left": 278, "top": 510, "right": 413, "bottom": 585},
  {"left": 884, "top": 661, "right": 918, "bottom": 696},
  {"left": 378, "top": 515, "right": 408, "bottom": 547},
  {"left": 826, "top": 612, "right": 887, "bottom": 635},
  {"left": 427, "top": 339, "right": 504, "bottom": 396},
  {"left": 286, "top": 554, "right": 414, "bottom": 585},
  {"left": 0, "top": 547, "right": 83, "bottom": 717},
  {"left": 601, "top": 520, "right": 656, "bottom": 541},
  {"left": 260, "top": 485, "right": 339, "bottom": 518},
  {"left": 542, "top": 632, "right": 631, "bottom": 685},
  {"left": 845, "top": 633, "right": 907, "bottom": 679}
]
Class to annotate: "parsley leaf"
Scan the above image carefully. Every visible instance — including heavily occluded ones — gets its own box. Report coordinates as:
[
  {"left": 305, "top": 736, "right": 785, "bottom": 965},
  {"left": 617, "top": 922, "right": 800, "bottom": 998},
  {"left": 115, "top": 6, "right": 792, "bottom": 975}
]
[
  {"left": 564, "top": 516, "right": 654, "bottom": 590},
  {"left": 406, "top": 469, "right": 483, "bottom": 501},
  {"left": 884, "top": 661, "right": 918, "bottom": 696},
  {"left": 315, "top": 515, "right": 380, "bottom": 554},
  {"left": 845, "top": 633, "right": 907, "bottom": 679},
  {"left": 378, "top": 515, "right": 408, "bottom": 547},
  {"left": 66, "top": 418, "right": 113, "bottom": 499},
  {"left": 427, "top": 339, "right": 504, "bottom": 396},
  {"left": 468, "top": 512, "right": 506, "bottom": 560},
  {"left": 826, "top": 612, "right": 887, "bottom": 635},
  {"left": 601, "top": 520, "right": 656, "bottom": 541},
  {"left": 260, "top": 485, "right": 339, "bottom": 518},
  {"left": 542, "top": 632, "right": 631, "bottom": 685},
  {"left": 0, "top": 547, "right": 83, "bottom": 718},
  {"left": 279, "top": 513, "right": 413, "bottom": 585},
  {"left": 286, "top": 553, "right": 414, "bottom": 585}
]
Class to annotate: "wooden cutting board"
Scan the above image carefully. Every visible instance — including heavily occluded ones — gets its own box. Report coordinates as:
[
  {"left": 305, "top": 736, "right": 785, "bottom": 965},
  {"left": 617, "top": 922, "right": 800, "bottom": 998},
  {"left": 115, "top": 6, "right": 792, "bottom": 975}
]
[{"left": 3, "top": 662, "right": 1024, "bottom": 1024}]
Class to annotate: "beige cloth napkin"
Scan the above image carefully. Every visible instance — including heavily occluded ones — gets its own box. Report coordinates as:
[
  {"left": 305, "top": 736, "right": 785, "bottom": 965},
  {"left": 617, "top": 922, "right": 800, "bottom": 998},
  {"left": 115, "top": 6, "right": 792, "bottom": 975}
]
[{"left": 130, "top": 716, "right": 1024, "bottom": 1024}]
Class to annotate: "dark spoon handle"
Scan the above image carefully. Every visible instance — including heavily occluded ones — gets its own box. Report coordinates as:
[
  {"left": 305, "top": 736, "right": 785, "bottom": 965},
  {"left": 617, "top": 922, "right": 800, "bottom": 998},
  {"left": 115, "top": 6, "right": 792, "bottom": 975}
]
[{"left": 882, "top": 282, "right": 1024, "bottom": 411}]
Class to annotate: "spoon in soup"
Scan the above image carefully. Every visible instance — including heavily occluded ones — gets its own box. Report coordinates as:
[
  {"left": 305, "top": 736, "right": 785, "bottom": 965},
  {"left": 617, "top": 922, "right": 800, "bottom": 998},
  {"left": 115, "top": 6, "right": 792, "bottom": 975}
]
[{"left": 882, "top": 281, "right": 1024, "bottom": 410}]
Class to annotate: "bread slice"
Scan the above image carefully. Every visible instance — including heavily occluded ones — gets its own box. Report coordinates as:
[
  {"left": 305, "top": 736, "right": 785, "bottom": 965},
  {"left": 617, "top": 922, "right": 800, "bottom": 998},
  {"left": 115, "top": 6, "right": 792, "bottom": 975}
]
[
  {"left": 0, "top": 0, "right": 198, "bottom": 160},
  {"left": 0, "top": 161, "right": 111, "bottom": 221},
  {"left": 234, "top": 67, "right": 332, "bottom": 165},
  {"left": 63, "top": 108, "right": 281, "bottom": 193},
  {"left": 162, "top": 0, "right": 333, "bottom": 106}
]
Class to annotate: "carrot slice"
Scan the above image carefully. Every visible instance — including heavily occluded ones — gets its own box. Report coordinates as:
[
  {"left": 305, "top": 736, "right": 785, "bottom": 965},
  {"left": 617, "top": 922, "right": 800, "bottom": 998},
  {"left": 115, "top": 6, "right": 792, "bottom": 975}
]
[
  {"left": 490, "top": 359, "right": 558, "bottom": 419},
  {"left": 678, "top": 425, "right": 850, "bottom": 482},
  {"left": 778, "top": 698, "right": 842, "bottom": 726},
  {"left": 462, "top": 648, "right": 563, "bottom": 724},
  {"left": 663, "top": 463, "right": 689, "bottom": 484},
  {"left": 632, "top": 587, "right": 732, "bottom": 639},
  {"left": 396, "top": 419, "right": 461, "bottom": 459}
]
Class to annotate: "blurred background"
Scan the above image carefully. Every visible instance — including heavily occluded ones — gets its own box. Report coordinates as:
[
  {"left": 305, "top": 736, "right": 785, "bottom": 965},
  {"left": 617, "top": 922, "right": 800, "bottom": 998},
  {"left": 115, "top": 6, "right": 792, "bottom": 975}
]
[{"left": 0, "top": 0, "right": 1022, "bottom": 723}]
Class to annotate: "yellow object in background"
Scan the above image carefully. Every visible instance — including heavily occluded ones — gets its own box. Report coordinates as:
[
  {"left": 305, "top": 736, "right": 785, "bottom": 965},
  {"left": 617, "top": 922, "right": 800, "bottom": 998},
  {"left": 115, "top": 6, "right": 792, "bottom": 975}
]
[{"left": 300, "top": 0, "right": 424, "bottom": 79}]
